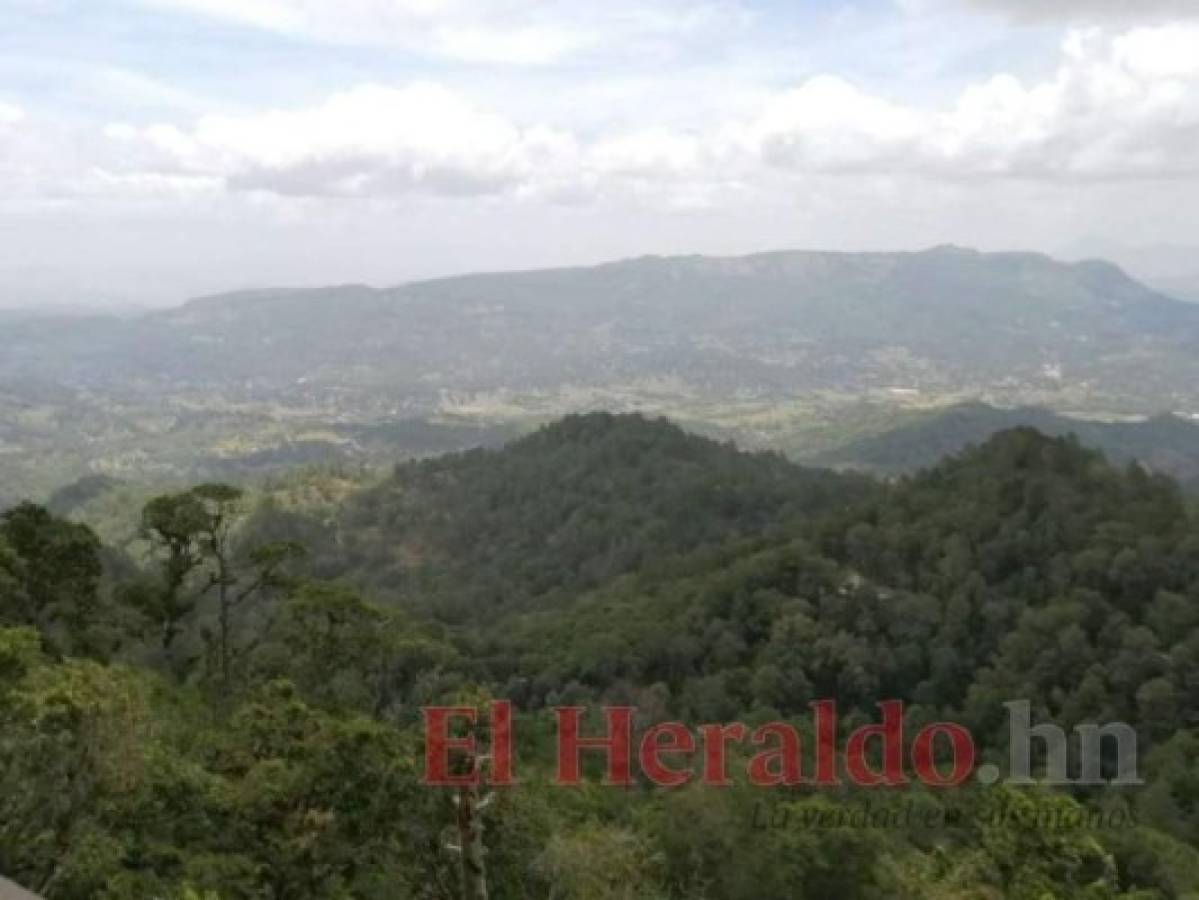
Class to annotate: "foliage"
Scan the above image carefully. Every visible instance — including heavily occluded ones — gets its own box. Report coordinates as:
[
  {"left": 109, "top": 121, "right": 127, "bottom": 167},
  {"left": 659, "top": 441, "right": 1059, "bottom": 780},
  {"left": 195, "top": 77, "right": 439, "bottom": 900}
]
[
  {"left": 0, "top": 503, "right": 109, "bottom": 657},
  {"left": 2, "top": 415, "right": 1199, "bottom": 897}
]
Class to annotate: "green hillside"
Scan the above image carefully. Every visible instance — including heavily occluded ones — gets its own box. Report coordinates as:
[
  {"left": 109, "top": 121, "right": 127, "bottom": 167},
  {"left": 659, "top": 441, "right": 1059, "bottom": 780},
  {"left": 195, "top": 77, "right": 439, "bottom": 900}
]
[
  {"left": 262, "top": 413, "right": 873, "bottom": 619},
  {"left": 4, "top": 416, "right": 1199, "bottom": 898},
  {"left": 820, "top": 402, "right": 1199, "bottom": 485}
]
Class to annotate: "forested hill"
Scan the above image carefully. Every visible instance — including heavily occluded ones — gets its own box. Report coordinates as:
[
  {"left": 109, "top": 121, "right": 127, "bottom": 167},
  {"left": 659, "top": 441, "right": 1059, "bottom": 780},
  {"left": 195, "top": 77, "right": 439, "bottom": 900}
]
[
  {"left": 473, "top": 427, "right": 1198, "bottom": 726},
  {"left": 819, "top": 402, "right": 1199, "bottom": 485},
  {"left": 5, "top": 416, "right": 1199, "bottom": 896},
  {"left": 262, "top": 412, "right": 874, "bottom": 619}
]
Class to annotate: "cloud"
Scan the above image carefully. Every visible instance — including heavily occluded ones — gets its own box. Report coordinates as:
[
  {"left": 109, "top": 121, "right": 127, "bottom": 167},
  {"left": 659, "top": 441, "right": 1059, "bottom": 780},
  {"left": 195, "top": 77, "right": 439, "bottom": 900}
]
[
  {"left": 71, "top": 22, "right": 1199, "bottom": 211},
  {"left": 744, "top": 24, "right": 1199, "bottom": 181},
  {"left": 956, "top": 0, "right": 1199, "bottom": 22},
  {"left": 134, "top": 0, "right": 744, "bottom": 64},
  {"left": 106, "top": 82, "right": 583, "bottom": 199},
  {"left": 0, "top": 102, "right": 25, "bottom": 126},
  {"left": 746, "top": 76, "right": 925, "bottom": 172},
  {"left": 102, "top": 82, "right": 740, "bottom": 205}
]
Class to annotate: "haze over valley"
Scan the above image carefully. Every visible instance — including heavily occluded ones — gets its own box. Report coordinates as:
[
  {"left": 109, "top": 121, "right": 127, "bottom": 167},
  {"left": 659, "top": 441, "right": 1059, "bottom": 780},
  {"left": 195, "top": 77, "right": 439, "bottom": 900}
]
[{"left": 5, "top": 244, "right": 1199, "bottom": 506}]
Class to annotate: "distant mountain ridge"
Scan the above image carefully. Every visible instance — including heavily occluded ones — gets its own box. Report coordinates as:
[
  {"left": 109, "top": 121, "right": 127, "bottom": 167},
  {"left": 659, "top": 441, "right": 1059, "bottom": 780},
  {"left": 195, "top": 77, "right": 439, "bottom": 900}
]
[
  {"left": 5, "top": 245, "right": 1199, "bottom": 404},
  {"left": 5, "top": 245, "right": 1199, "bottom": 500}
]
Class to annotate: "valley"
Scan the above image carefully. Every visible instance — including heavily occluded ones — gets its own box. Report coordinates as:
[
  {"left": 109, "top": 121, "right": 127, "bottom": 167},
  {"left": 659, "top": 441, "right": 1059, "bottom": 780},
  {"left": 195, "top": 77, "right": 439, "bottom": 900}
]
[{"left": 4, "top": 246, "right": 1199, "bottom": 504}]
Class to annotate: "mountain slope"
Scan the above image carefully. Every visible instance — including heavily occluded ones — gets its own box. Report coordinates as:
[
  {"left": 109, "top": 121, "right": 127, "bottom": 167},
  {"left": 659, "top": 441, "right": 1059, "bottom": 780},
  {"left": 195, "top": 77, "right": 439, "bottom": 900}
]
[
  {"left": 819, "top": 402, "right": 1199, "bottom": 484},
  {"left": 9, "top": 420, "right": 1199, "bottom": 898},
  {"left": 6, "top": 246, "right": 1199, "bottom": 500},
  {"left": 481, "top": 426, "right": 1197, "bottom": 733},
  {"left": 256, "top": 412, "right": 874, "bottom": 620},
  {"left": 5, "top": 246, "right": 1199, "bottom": 403}
]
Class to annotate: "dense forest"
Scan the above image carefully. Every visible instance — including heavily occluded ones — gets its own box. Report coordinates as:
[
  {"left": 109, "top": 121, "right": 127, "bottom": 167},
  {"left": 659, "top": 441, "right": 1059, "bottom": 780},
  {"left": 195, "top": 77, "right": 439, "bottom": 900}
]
[{"left": 2, "top": 413, "right": 1199, "bottom": 898}]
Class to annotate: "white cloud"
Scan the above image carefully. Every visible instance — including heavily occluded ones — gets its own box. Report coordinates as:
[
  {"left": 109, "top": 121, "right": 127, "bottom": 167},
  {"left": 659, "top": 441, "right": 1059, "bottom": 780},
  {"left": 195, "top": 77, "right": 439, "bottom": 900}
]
[
  {"left": 746, "top": 76, "right": 925, "bottom": 172},
  {"left": 104, "top": 83, "right": 734, "bottom": 204},
  {"left": 427, "top": 24, "right": 587, "bottom": 66},
  {"left": 101, "top": 21, "right": 1199, "bottom": 210},
  {"left": 957, "top": 0, "right": 1199, "bottom": 22},
  {"left": 746, "top": 24, "right": 1199, "bottom": 181},
  {"left": 135, "top": 0, "right": 745, "bottom": 64},
  {"left": 137, "top": 0, "right": 444, "bottom": 37},
  {"left": 108, "top": 82, "right": 570, "bottom": 198},
  {"left": 0, "top": 102, "right": 25, "bottom": 126},
  {"left": 591, "top": 130, "right": 707, "bottom": 179},
  {"left": 1111, "top": 23, "right": 1199, "bottom": 78}
]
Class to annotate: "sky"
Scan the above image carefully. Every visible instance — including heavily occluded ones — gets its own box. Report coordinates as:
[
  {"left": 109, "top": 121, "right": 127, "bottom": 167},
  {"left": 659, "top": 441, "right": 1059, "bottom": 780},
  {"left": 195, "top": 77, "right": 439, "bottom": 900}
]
[{"left": 2, "top": 0, "right": 1199, "bottom": 307}]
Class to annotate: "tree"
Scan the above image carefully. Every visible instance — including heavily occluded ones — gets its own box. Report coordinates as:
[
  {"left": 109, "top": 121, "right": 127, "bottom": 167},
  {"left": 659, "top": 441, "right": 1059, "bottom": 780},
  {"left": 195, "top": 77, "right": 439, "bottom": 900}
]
[
  {"left": 0, "top": 503, "right": 105, "bottom": 657},
  {"left": 131, "top": 485, "right": 304, "bottom": 692},
  {"left": 0, "top": 628, "right": 437, "bottom": 899},
  {"left": 133, "top": 490, "right": 211, "bottom": 653},
  {"left": 0, "top": 627, "right": 153, "bottom": 897},
  {"left": 205, "top": 680, "right": 429, "bottom": 898},
  {"left": 534, "top": 824, "right": 664, "bottom": 900},
  {"left": 259, "top": 580, "right": 454, "bottom": 716}
]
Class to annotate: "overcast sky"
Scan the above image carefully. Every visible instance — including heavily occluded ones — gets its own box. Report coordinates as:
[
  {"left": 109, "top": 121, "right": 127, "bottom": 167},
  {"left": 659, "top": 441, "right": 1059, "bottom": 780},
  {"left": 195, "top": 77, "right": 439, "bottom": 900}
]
[{"left": 2, "top": 0, "right": 1199, "bottom": 306}]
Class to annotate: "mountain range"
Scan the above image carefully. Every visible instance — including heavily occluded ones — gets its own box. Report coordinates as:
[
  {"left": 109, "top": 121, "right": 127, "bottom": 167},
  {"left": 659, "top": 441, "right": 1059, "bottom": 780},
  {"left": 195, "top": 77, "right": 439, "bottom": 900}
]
[
  {"left": 7, "top": 245, "right": 1199, "bottom": 404},
  {"left": 4, "top": 245, "right": 1199, "bottom": 499}
]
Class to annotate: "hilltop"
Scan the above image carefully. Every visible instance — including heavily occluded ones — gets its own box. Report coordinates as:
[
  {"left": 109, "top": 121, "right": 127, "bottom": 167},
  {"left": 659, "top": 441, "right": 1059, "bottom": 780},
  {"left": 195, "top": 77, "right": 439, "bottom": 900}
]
[
  {"left": 819, "top": 402, "right": 1199, "bottom": 485},
  {"left": 261, "top": 412, "right": 873, "bottom": 619}
]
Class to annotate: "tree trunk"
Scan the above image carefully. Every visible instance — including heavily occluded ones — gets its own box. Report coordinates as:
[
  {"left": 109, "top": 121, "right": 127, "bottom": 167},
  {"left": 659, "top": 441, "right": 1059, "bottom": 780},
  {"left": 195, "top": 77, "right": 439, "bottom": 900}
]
[{"left": 455, "top": 775, "right": 488, "bottom": 900}]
